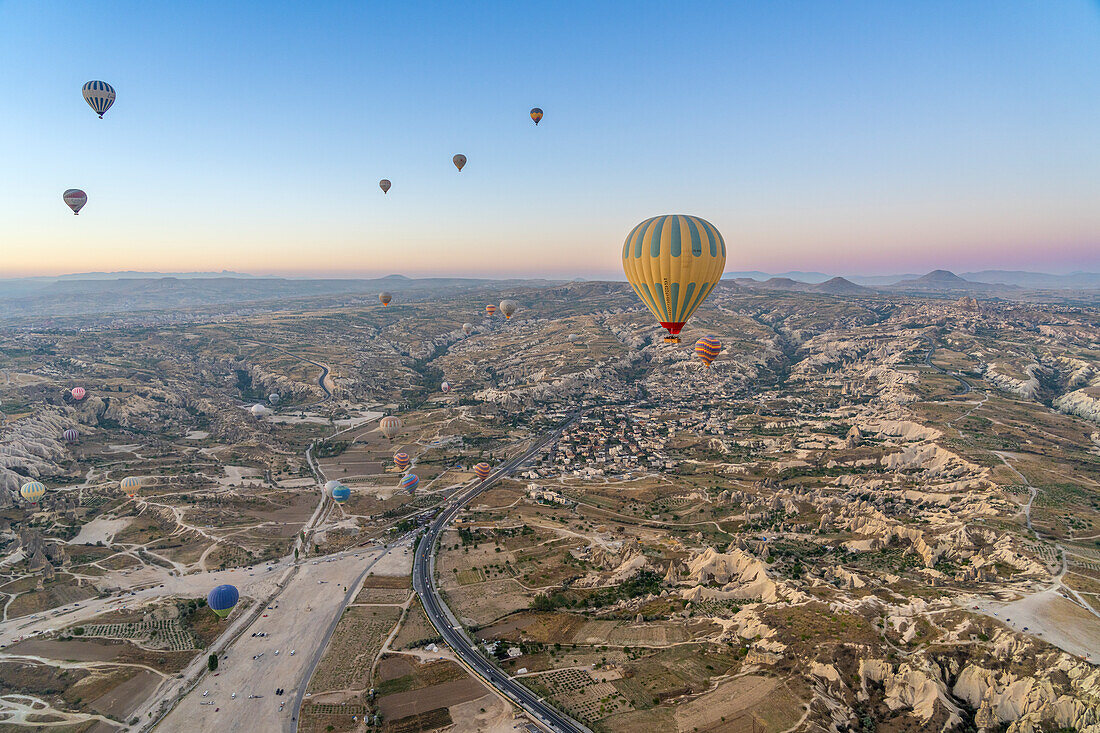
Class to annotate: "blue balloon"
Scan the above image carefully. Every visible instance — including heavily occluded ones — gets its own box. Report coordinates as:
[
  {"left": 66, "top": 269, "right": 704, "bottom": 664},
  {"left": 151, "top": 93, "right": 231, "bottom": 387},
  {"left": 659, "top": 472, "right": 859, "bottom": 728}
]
[
  {"left": 82, "top": 80, "right": 115, "bottom": 118},
  {"left": 331, "top": 485, "right": 351, "bottom": 504},
  {"left": 207, "top": 584, "right": 239, "bottom": 617}
]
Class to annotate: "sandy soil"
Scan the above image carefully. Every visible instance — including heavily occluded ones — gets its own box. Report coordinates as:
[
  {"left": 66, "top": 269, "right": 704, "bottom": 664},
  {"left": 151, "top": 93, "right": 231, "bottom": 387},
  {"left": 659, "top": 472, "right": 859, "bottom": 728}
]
[
  {"left": 448, "top": 693, "right": 525, "bottom": 733},
  {"left": 5, "top": 637, "right": 124, "bottom": 662},
  {"left": 89, "top": 669, "right": 160, "bottom": 719},
  {"left": 376, "top": 677, "right": 488, "bottom": 719},
  {"left": 673, "top": 675, "right": 777, "bottom": 732},
  {"left": 970, "top": 588, "right": 1100, "bottom": 661},
  {"left": 155, "top": 546, "right": 390, "bottom": 733},
  {"left": 69, "top": 517, "right": 132, "bottom": 546}
]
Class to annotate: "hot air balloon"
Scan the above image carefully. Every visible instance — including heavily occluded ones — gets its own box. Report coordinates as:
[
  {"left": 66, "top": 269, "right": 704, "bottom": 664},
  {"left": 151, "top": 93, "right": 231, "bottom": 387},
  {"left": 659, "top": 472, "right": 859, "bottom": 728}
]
[
  {"left": 324, "top": 479, "right": 342, "bottom": 499},
  {"left": 695, "top": 337, "right": 721, "bottom": 368},
  {"left": 379, "top": 416, "right": 402, "bottom": 439},
  {"left": 331, "top": 485, "right": 350, "bottom": 504},
  {"left": 120, "top": 476, "right": 141, "bottom": 497},
  {"left": 485, "top": 304, "right": 497, "bottom": 316},
  {"left": 71, "top": 387, "right": 86, "bottom": 401},
  {"left": 379, "top": 179, "right": 391, "bottom": 194},
  {"left": 63, "top": 189, "right": 87, "bottom": 215},
  {"left": 441, "top": 381, "right": 451, "bottom": 393},
  {"left": 499, "top": 300, "right": 517, "bottom": 319},
  {"left": 82, "top": 81, "right": 115, "bottom": 118},
  {"left": 269, "top": 393, "right": 280, "bottom": 405},
  {"left": 453, "top": 154, "right": 466, "bottom": 172},
  {"left": 393, "top": 452, "right": 411, "bottom": 472},
  {"left": 20, "top": 481, "right": 46, "bottom": 504},
  {"left": 474, "top": 462, "right": 491, "bottom": 481},
  {"left": 398, "top": 473, "right": 419, "bottom": 493},
  {"left": 207, "top": 584, "right": 239, "bottom": 618},
  {"left": 63, "top": 429, "right": 79, "bottom": 443},
  {"left": 462, "top": 323, "right": 474, "bottom": 336},
  {"left": 379, "top": 292, "right": 392, "bottom": 306},
  {"left": 530, "top": 107, "right": 543, "bottom": 125},
  {"left": 622, "top": 215, "right": 726, "bottom": 343},
  {"left": 250, "top": 404, "right": 267, "bottom": 418}
]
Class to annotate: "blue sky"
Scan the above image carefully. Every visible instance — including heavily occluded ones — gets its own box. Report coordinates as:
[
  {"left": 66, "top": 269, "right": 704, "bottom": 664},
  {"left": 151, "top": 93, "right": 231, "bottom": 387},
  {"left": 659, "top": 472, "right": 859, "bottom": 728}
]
[{"left": 2, "top": 1, "right": 1099, "bottom": 278}]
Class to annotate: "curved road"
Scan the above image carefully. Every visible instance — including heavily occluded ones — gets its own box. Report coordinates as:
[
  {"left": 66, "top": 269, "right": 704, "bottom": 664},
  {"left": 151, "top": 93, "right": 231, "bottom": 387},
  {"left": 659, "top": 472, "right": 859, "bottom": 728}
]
[
  {"left": 413, "top": 413, "right": 593, "bottom": 733},
  {"left": 243, "top": 340, "right": 332, "bottom": 400},
  {"left": 920, "top": 334, "right": 971, "bottom": 395}
]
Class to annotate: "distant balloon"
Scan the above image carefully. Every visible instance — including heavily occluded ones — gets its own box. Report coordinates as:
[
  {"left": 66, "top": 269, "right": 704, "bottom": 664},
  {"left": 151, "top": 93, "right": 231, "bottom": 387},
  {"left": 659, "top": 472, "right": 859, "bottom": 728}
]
[
  {"left": 499, "top": 300, "right": 517, "bottom": 320},
  {"left": 331, "top": 485, "right": 350, "bottom": 504},
  {"left": 398, "top": 473, "right": 419, "bottom": 493},
  {"left": 695, "top": 337, "right": 721, "bottom": 368},
  {"left": 120, "top": 476, "right": 142, "bottom": 497},
  {"left": 485, "top": 304, "right": 497, "bottom": 316},
  {"left": 567, "top": 334, "right": 580, "bottom": 343},
  {"left": 63, "top": 428, "right": 78, "bottom": 443},
  {"left": 379, "top": 416, "right": 402, "bottom": 439},
  {"left": 324, "top": 479, "right": 342, "bottom": 499},
  {"left": 393, "top": 452, "right": 411, "bottom": 472},
  {"left": 453, "top": 154, "right": 466, "bottom": 172},
  {"left": 462, "top": 323, "right": 474, "bottom": 336},
  {"left": 20, "top": 481, "right": 46, "bottom": 504},
  {"left": 441, "top": 381, "right": 451, "bottom": 393},
  {"left": 71, "top": 387, "right": 86, "bottom": 401},
  {"left": 530, "top": 107, "right": 543, "bottom": 125},
  {"left": 82, "top": 80, "right": 115, "bottom": 118},
  {"left": 207, "top": 584, "right": 239, "bottom": 618},
  {"left": 474, "top": 462, "right": 491, "bottom": 481},
  {"left": 63, "top": 189, "right": 87, "bottom": 215},
  {"left": 379, "top": 291, "right": 392, "bottom": 306},
  {"left": 379, "top": 179, "right": 391, "bottom": 194},
  {"left": 622, "top": 215, "right": 726, "bottom": 343},
  {"left": 269, "top": 393, "right": 280, "bottom": 405},
  {"left": 250, "top": 404, "right": 267, "bottom": 418}
]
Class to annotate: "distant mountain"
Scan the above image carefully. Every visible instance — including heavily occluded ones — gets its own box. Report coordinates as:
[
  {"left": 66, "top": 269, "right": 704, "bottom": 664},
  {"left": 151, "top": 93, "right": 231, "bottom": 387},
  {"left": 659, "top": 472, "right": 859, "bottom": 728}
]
[
  {"left": 960, "top": 270, "right": 1100, "bottom": 289},
  {"left": 733, "top": 276, "right": 875, "bottom": 296},
  {"left": 890, "top": 270, "right": 1008, "bottom": 292},
  {"left": 846, "top": 273, "right": 921, "bottom": 286},
  {"left": 814, "top": 276, "right": 875, "bottom": 295},
  {"left": 724, "top": 271, "right": 832, "bottom": 283}
]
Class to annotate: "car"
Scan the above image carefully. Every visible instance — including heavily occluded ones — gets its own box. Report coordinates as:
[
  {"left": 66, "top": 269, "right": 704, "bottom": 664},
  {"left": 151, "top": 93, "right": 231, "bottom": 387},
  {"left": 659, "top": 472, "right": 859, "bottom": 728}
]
[
  {"left": 203, "top": 690, "right": 209, "bottom": 697},
  {"left": 289, "top": 650, "right": 295, "bottom": 656},
  {"left": 275, "top": 650, "right": 280, "bottom": 655},
  {"left": 231, "top": 693, "right": 237, "bottom": 699}
]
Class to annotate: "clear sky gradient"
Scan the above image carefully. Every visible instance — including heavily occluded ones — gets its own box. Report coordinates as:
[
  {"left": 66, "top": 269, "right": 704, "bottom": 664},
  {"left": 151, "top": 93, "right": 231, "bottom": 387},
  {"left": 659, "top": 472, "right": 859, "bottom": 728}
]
[{"left": 2, "top": 1, "right": 1099, "bottom": 279}]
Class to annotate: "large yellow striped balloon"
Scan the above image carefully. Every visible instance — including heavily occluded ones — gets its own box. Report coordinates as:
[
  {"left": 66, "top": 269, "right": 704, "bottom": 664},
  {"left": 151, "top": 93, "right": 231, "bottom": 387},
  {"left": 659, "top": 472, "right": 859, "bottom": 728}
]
[
  {"left": 622, "top": 215, "right": 726, "bottom": 343},
  {"left": 20, "top": 481, "right": 46, "bottom": 504}
]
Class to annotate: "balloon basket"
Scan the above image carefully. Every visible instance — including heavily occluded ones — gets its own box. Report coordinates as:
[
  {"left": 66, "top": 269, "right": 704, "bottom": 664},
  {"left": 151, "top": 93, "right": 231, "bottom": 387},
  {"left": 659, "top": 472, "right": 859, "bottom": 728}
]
[{"left": 663, "top": 336, "right": 681, "bottom": 344}]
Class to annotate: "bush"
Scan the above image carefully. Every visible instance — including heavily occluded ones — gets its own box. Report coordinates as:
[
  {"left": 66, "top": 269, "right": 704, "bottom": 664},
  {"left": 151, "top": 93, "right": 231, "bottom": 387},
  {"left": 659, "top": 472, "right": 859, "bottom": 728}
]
[{"left": 207, "top": 654, "right": 218, "bottom": 672}]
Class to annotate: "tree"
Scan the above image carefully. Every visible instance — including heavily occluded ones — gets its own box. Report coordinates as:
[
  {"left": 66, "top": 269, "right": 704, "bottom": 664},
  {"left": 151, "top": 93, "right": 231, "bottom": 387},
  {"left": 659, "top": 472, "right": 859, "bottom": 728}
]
[{"left": 207, "top": 654, "right": 218, "bottom": 672}]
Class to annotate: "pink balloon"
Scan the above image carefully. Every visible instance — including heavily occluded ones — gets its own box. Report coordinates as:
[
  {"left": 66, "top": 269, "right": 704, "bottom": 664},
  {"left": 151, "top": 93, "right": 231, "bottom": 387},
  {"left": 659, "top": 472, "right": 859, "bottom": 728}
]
[{"left": 71, "top": 387, "right": 86, "bottom": 400}]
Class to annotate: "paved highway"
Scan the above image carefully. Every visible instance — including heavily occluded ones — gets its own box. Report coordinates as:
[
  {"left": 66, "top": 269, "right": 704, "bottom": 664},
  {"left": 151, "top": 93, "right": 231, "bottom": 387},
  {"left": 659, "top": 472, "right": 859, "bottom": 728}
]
[{"left": 412, "top": 413, "right": 593, "bottom": 733}]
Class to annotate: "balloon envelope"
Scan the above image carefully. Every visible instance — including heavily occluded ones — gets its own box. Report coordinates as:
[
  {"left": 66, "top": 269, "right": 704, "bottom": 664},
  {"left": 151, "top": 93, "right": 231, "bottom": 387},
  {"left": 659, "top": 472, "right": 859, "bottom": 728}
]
[
  {"left": 379, "top": 179, "right": 391, "bottom": 194},
  {"left": 20, "top": 481, "right": 46, "bottom": 504},
  {"left": 695, "top": 337, "right": 721, "bottom": 367},
  {"left": 453, "top": 154, "right": 466, "bottom": 171},
  {"left": 120, "top": 476, "right": 142, "bottom": 496},
  {"left": 324, "top": 479, "right": 342, "bottom": 498},
  {"left": 269, "top": 393, "right": 280, "bottom": 404},
  {"left": 393, "top": 452, "right": 411, "bottom": 471},
  {"left": 399, "top": 473, "right": 419, "bottom": 493},
  {"left": 462, "top": 323, "right": 474, "bottom": 336},
  {"left": 63, "top": 429, "right": 78, "bottom": 443},
  {"left": 331, "top": 485, "right": 350, "bottom": 504},
  {"left": 250, "top": 404, "right": 266, "bottom": 417},
  {"left": 530, "top": 107, "right": 543, "bottom": 125},
  {"left": 485, "top": 304, "right": 497, "bottom": 315},
  {"left": 379, "top": 291, "right": 392, "bottom": 306},
  {"left": 474, "top": 462, "right": 491, "bottom": 480},
  {"left": 207, "top": 584, "right": 239, "bottom": 618},
  {"left": 71, "top": 387, "right": 86, "bottom": 400},
  {"left": 63, "top": 190, "right": 87, "bottom": 215},
  {"left": 441, "top": 381, "right": 451, "bottom": 393},
  {"left": 622, "top": 215, "right": 726, "bottom": 342},
  {"left": 499, "top": 300, "right": 517, "bottom": 319},
  {"left": 379, "top": 416, "right": 402, "bottom": 439},
  {"left": 82, "top": 80, "right": 115, "bottom": 118}
]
